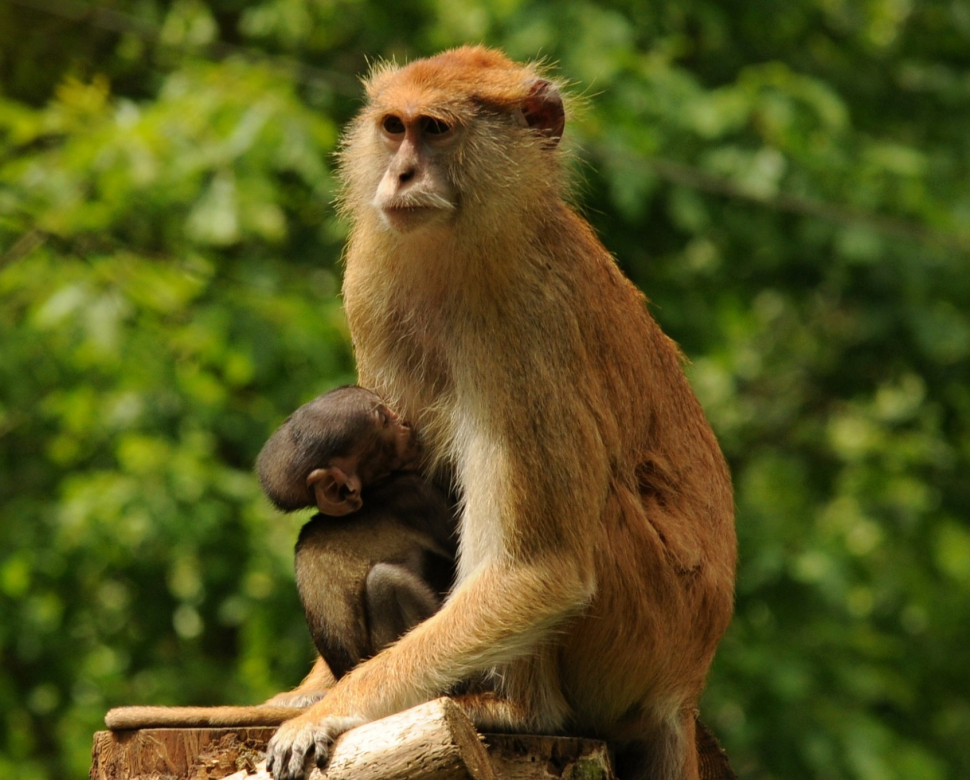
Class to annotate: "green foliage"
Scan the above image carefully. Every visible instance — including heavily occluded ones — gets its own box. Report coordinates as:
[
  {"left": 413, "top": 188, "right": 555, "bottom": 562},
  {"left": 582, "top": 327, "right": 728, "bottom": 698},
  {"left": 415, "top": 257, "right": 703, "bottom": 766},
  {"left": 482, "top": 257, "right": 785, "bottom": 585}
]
[{"left": 1, "top": 1, "right": 968, "bottom": 779}]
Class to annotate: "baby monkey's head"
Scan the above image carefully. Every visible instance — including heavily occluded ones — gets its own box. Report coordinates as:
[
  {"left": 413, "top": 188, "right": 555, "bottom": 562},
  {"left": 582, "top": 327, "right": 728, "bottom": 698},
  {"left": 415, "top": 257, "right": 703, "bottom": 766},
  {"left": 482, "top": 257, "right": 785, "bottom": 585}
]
[{"left": 257, "top": 386, "right": 419, "bottom": 516}]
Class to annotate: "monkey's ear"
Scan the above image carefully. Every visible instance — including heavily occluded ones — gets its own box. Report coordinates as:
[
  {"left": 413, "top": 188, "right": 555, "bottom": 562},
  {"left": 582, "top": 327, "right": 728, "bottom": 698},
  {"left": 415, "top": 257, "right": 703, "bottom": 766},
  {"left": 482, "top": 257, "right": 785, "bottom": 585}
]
[
  {"left": 307, "top": 467, "right": 363, "bottom": 517},
  {"left": 516, "top": 79, "right": 565, "bottom": 146}
]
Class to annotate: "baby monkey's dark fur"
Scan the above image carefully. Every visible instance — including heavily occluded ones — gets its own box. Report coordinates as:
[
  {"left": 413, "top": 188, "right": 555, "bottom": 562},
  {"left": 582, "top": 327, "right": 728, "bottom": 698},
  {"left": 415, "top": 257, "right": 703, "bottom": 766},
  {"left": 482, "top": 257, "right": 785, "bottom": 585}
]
[{"left": 258, "top": 386, "right": 456, "bottom": 678}]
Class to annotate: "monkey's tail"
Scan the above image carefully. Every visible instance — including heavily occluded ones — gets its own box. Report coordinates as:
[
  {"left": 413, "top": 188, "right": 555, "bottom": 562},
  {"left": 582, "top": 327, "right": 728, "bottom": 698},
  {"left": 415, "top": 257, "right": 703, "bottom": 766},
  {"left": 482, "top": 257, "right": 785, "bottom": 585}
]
[{"left": 104, "top": 705, "right": 305, "bottom": 730}]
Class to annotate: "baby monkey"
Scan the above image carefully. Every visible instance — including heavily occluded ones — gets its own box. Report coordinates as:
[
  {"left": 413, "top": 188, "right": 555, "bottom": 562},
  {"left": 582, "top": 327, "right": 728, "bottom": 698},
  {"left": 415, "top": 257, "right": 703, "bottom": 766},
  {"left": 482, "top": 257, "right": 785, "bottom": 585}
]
[
  {"left": 103, "top": 387, "right": 454, "bottom": 730},
  {"left": 257, "top": 386, "right": 457, "bottom": 679}
]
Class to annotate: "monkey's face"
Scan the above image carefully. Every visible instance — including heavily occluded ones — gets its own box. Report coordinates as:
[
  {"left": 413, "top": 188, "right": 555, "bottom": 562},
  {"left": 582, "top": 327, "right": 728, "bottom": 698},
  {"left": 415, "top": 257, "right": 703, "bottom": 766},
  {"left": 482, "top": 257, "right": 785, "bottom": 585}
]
[
  {"left": 370, "top": 111, "right": 460, "bottom": 234},
  {"left": 360, "top": 403, "right": 421, "bottom": 482},
  {"left": 337, "top": 49, "right": 568, "bottom": 247}
]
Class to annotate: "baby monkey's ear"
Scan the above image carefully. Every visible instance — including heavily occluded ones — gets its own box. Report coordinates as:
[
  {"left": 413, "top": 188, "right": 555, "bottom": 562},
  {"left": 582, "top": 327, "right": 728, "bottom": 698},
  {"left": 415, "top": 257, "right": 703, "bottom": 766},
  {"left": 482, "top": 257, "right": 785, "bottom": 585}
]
[{"left": 307, "top": 467, "right": 363, "bottom": 516}]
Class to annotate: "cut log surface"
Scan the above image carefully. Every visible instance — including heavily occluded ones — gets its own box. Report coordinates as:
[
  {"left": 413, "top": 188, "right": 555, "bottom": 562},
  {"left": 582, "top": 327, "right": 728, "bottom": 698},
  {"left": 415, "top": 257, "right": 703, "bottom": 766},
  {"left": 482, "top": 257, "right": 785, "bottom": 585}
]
[
  {"left": 482, "top": 735, "right": 614, "bottom": 780},
  {"left": 90, "top": 726, "right": 276, "bottom": 780},
  {"left": 91, "top": 697, "right": 614, "bottom": 780}
]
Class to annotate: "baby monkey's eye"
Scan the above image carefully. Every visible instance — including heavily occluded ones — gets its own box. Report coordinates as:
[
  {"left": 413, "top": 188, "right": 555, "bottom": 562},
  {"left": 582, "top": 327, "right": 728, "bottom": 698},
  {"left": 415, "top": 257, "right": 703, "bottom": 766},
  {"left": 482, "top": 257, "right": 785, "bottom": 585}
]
[
  {"left": 420, "top": 116, "right": 451, "bottom": 136},
  {"left": 382, "top": 115, "right": 405, "bottom": 135}
]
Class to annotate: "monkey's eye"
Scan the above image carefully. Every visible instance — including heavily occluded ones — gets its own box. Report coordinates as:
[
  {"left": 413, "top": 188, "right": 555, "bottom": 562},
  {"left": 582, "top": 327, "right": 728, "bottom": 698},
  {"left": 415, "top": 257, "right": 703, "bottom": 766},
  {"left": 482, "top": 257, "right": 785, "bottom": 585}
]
[
  {"left": 420, "top": 116, "right": 452, "bottom": 136},
  {"left": 382, "top": 115, "right": 405, "bottom": 135}
]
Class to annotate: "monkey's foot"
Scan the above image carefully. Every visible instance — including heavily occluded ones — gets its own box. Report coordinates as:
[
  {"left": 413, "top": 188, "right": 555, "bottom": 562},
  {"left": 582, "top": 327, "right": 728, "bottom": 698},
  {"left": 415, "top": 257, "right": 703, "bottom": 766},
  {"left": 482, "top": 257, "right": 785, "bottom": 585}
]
[{"left": 266, "top": 714, "right": 365, "bottom": 780}]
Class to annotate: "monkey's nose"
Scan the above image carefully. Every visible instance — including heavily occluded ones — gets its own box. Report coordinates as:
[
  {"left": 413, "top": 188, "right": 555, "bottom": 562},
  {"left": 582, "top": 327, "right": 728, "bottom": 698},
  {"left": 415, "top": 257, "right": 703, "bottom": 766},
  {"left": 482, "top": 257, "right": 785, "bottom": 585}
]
[{"left": 398, "top": 168, "right": 416, "bottom": 184}]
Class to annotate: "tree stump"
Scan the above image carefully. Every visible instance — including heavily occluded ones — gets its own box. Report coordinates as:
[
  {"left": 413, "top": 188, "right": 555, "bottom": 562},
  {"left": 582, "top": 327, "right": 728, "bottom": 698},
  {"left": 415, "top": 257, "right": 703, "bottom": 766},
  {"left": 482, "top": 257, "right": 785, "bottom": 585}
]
[
  {"left": 90, "top": 726, "right": 276, "bottom": 780},
  {"left": 90, "top": 697, "right": 615, "bottom": 780}
]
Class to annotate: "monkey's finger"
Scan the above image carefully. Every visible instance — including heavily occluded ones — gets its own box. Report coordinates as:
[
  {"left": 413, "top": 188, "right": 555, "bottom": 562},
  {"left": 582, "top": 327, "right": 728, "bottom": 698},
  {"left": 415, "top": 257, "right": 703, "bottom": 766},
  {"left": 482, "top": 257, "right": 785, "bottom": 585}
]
[
  {"left": 265, "top": 736, "right": 289, "bottom": 780},
  {"left": 313, "top": 729, "right": 333, "bottom": 768},
  {"left": 285, "top": 729, "right": 316, "bottom": 780},
  {"left": 264, "top": 746, "right": 279, "bottom": 778},
  {"left": 267, "top": 728, "right": 307, "bottom": 780}
]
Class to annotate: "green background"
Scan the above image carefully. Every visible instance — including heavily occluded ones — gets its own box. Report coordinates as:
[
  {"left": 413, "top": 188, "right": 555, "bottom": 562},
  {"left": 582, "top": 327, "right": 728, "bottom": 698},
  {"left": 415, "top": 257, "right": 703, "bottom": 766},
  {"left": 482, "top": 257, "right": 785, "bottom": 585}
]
[{"left": 1, "top": 1, "right": 969, "bottom": 778}]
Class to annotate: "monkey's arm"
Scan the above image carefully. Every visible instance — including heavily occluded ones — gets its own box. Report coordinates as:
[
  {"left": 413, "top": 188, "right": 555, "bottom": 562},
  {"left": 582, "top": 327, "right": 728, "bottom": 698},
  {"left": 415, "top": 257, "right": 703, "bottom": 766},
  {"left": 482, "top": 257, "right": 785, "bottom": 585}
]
[
  {"left": 265, "top": 385, "right": 609, "bottom": 776},
  {"left": 266, "top": 554, "right": 592, "bottom": 779},
  {"left": 263, "top": 656, "right": 337, "bottom": 707}
]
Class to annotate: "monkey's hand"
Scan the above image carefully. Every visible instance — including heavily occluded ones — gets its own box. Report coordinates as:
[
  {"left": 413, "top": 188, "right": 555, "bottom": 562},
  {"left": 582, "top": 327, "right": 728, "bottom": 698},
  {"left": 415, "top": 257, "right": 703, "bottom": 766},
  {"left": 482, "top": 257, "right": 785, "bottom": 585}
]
[{"left": 266, "top": 705, "right": 365, "bottom": 780}]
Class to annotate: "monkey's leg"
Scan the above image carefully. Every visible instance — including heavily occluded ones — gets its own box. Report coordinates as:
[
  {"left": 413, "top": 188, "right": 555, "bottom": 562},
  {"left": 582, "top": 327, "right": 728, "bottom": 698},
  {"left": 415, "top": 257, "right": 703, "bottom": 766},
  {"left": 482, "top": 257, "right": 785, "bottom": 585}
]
[
  {"left": 364, "top": 562, "right": 442, "bottom": 653},
  {"left": 294, "top": 518, "right": 372, "bottom": 679},
  {"left": 613, "top": 707, "right": 700, "bottom": 780},
  {"left": 449, "top": 641, "right": 570, "bottom": 734},
  {"left": 450, "top": 691, "right": 530, "bottom": 732},
  {"left": 263, "top": 656, "right": 337, "bottom": 708}
]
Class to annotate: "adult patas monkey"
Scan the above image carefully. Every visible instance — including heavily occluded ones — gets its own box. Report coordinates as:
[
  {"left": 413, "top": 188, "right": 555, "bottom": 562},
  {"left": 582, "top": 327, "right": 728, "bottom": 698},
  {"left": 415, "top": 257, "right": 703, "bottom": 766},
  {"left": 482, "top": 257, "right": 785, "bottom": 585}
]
[{"left": 267, "top": 46, "right": 736, "bottom": 780}]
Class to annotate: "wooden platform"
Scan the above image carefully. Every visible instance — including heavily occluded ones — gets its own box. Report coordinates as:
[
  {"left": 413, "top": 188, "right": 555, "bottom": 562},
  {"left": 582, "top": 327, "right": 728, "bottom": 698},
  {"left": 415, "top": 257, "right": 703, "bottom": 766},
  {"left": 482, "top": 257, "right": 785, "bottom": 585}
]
[{"left": 90, "top": 698, "right": 615, "bottom": 780}]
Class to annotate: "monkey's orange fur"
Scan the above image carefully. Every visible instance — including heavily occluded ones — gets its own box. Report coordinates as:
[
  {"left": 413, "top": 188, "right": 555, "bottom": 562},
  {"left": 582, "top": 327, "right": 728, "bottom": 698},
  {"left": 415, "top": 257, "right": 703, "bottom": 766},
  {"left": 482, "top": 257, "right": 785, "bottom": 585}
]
[{"left": 266, "top": 46, "right": 736, "bottom": 780}]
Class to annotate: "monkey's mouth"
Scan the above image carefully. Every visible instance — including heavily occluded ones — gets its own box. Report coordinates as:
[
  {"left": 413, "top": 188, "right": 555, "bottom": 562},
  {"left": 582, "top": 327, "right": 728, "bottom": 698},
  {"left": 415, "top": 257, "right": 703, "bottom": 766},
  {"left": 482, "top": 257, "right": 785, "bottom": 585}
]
[
  {"left": 384, "top": 205, "right": 437, "bottom": 217},
  {"left": 378, "top": 193, "right": 455, "bottom": 233},
  {"left": 380, "top": 205, "right": 447, "bottom": 233}
]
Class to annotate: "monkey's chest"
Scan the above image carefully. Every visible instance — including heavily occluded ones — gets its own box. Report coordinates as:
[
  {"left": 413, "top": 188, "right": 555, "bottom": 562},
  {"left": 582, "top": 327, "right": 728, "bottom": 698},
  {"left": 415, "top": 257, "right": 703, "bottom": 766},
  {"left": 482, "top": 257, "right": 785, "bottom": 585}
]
[
  {"left": 348, "top": 278, "right": 518, "bottom": 461},
  {"left": 353, "top": 293, "right": 452, "bottom": 384}
]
